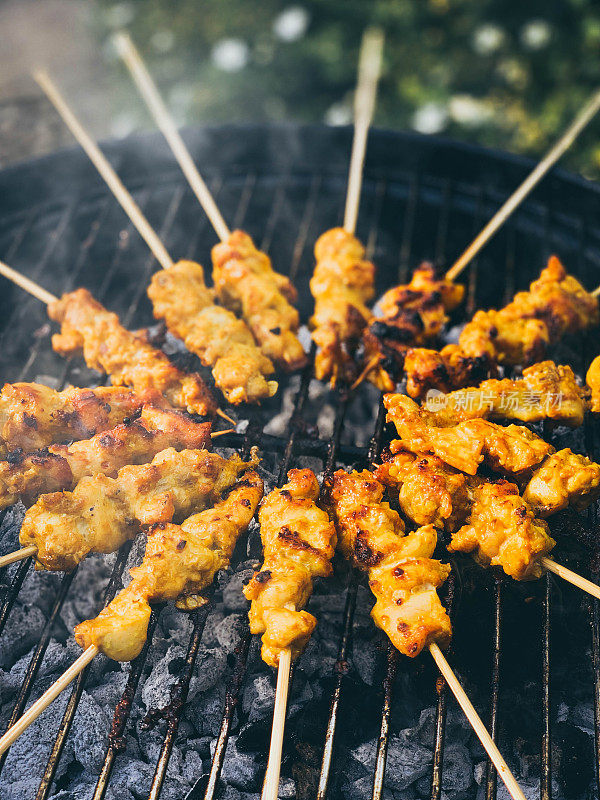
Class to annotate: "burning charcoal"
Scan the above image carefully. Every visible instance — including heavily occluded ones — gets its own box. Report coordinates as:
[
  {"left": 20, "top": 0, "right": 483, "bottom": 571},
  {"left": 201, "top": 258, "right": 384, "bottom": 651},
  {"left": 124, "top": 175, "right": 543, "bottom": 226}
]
[
  {"left": 0, "top": 503, "right": 25, "bottom": 556},
  {"left": 243, "top": 674, "right": 275, "bottom": 723},
  {"left": 201, "top": 609, "right": 226, "bottom": 647},
  {"left": 188, "top": 645, "right": 227, "bottom": 701},
  {"left": 214, "top": 613, "right": 246, "bottom": 655},
  {"left": 59, "top": 554, "right": 115, "bottom": 631},
  {"left": 142, "top": 644, "right": 188, "bottom": 710},
  {"left": 409, "top": 706, "right": 472, "bottom": 748},
  {"left": 569, "top": 701, "right": 595, "bottom": 735},
  {"left": 210, "top": 734, "right": 263, "bottom": 792},
  {"left": 554, "top": 721, "right": 594, "bottom": 798},
  {"left": 222, "top": 567, "right": 255, "bottom": 611},
  {"left": 415, "top": 742, "right": 473, "bottom": 800},
  {"left": 90, "top": 667, "right": 129, "bottom": 709},
  {"left": 0, "top": 603, "right": 46, "bottom": 669},
  {"left": 70, "top": 691, "right": 112, "bottom": 771},
  {"left": 351, "top": 732, "right": 432, "bottom": 792},
  {"left": 351, "top": 639, "right": 381, "bottom": 686},
  {"left": 105, "top": 759, "right": 155, "bottom": 800},
  {"left": 188, "top": 684, "right": 227, "bottom": 737}
]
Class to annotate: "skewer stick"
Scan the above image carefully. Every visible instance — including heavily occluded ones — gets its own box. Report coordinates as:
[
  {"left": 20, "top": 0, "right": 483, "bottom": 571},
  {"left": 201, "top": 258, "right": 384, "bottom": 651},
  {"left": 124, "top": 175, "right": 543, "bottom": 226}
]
[
  {"left": 0, "top": 644, "right": 98, "bottom": 756},
  {"left": 343, "top": 27, "right": 384, "bottom": 235},
  {"left": 446, "top": 87, "right": 600, "bottom": 282},
  {"left": 429, "top": 643, "right": 526, "bottom": 800},
  {"left": 113, "top": 31, "right": 231, "bottom": 243},
  {"left": 261, "top": 646, "right": 293, "bottom": 800},
  {"left": 0, "top": 545, "right": 37, "bottom": 569},
  {"left": 542, "top": 556, "right": 600, "bottom": 599},
  {"left": 592, "top": 285, "right": 600, "bottom": 298},
  {"left": 33, "top": 70, "right": 174, "bottom": 271},
  {"left": 0, "top": 260, "right": 57, "bottom": 305}
]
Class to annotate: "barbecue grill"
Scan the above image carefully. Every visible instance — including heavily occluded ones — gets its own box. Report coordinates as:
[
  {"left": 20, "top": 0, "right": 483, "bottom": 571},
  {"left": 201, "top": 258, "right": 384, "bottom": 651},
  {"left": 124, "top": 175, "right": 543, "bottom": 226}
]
[{"left": 0, "top": 124, "right": 599, "bottom": 800}]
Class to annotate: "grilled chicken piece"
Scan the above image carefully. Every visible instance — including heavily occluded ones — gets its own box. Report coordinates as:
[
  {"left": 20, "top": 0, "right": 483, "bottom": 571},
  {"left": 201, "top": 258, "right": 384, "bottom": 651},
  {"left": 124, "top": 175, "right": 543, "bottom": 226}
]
[
  {"left": 48, "top": 288, "right": 216, "bottom": 416},
  {"left": 20, "top": 448, "right": 256, "bottom": 572},
  {"left": 426, "top": 361, "right": 586, "bottom": 427},
  {"left": 327, "top": 469, "right": 451, "bottom": 656},
  {"left": 459, "top": 256, "right": 599, "bottom": 366},
  {"left": 148, "top": 260, "right": 278, "bottom": 404},
  {"left": 586, "top": 356, "right": 600, "bottom": 413},
  {"left": 362, "top": 332, "right": 491, "bottom": 399},
  {"left": 244, "top": 469, "right": 336, "bottom": 667},
  {"left": 212, "top": 230, "right": 307, "bottom": 372},
  {"left": 74, "top": 470, "right": 263, "bottom": 661},
  {"left": 375, "top": 449, "right": 471, "bottom": 532},
  {"left": 448, "top": 480, "right": 555, "bottom": 580},
  {"left": 523, "top": 449, "right": 600, "bottom": 516},
  {"left": 309, "top": 228, "right": 375, "bottom": 385},
  {"left": 384, "top": 394, "right": 553, "bottom": 477},
  {"left": 0, "top": 383, "right": 143, "bottom": 458},
  {"left": 369, "top": 262, "right": 464, "bottom": 347},
  {"left": 0, "top": 405, "right": 210, "bottom": 510}
]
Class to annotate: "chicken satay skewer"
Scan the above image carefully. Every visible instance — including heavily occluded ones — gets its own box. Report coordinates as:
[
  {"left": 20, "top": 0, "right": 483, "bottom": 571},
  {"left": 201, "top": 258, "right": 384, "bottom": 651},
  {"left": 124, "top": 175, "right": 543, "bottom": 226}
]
[
  {"left": 445, "top": 86, "right": 600, "bottom": 282},
  {"left": 329, "top": 469, "right": 526, "bottom": 800},
  {"left": 0, "top": 469, "right": 263, "bottom": 757}
]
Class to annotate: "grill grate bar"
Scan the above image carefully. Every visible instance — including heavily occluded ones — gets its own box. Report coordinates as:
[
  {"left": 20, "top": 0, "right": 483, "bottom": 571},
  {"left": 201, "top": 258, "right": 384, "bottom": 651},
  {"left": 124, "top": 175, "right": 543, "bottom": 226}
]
[
  {"left": 484, "top": 578, "right": 503, "bottom": 800},
  {"left": 0, "top": 558, "right": 31, "bottom": 640}
]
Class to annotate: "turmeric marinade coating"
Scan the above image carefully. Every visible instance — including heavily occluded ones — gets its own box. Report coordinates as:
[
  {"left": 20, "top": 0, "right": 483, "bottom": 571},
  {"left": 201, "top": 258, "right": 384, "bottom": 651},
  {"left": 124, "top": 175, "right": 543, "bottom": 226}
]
[
  {"left": 21, "top": 448, "right": 257, "bottom": 572},
  {"left": 75, "top": 469, "right": 263, "bottom": 661},
  {"left": 0, "top": 383, "right": 143, "bottom": 458},
  {"left": 586, "top": 356, "right": 600, "bottom": 413},
  {"left": 327, "top": 469, "right": 451, "bottom": 657},
  {"left": 370, "top": 262, "right": 464, "bottom": 347},
  {"left": 244, "top": 469, "right": 337, "bottom": 667},
  {"left": 309, "top": 228, "right": 375, "bottom": 385},
  {"left": 212, "top": 230, "right": 307, "bottom": 372},
  {"left": 383, "top": 397, "right": 600, "bottom": 516},
  {"left": 375, "top": 451, "right": 555, "bottom": 580},
  {"left": 426, "top": 360, "right": 586, "bottom": 428},
  {"left": 459, "top": 256, "right": 599, "bottom": 366},
  {"left": 48, "top": 288, "right": 216, "bottom": 416},
  {"left": 148, "top": 260, "right": 277, "bottom": 404},
  {"left": 0, "top": 405, "right": 211, "bottom": 511}
]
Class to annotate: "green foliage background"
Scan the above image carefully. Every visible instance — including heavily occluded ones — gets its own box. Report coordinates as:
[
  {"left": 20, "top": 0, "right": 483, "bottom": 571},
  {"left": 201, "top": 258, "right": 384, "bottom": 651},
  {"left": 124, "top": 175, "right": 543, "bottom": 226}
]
[{"left": 97, "top": 0, "right": 600, "bottom": 178}]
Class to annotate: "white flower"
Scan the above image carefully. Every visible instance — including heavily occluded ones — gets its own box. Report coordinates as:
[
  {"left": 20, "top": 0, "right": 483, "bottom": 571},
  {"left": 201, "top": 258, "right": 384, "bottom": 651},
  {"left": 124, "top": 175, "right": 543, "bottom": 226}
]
[
  {"left": 211, "top": 38, "right": 249, "bottom": 72},
  {"left": 104, "top": 2, "right": 135, "bottom": 29},
  {"left": 151, "top": 30, "right": 175, "bottom": 54},
  {"left": 325, "top": 102, "right": 352, "bottom": 126},
  {"left": 412, "top": 102, "right": 448, "bottom": 134},
  {"left": 273, "top": 6, "right": 310, "bottom": 42},
  {"left": 521, "top": 20, "right": 552, "bottom": 50},
  {"left": 472, "top": 23, "right": 506, "bottom": 55},
  {"left": 449, "top": 95, "right": 492, "bottom": 126}
]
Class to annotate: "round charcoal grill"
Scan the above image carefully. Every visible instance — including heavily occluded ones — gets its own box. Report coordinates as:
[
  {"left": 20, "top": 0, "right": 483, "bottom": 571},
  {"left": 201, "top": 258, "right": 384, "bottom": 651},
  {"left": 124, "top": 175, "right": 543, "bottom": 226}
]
[{"left": 0, "top": 125, "right": 599, "bottom": 800}]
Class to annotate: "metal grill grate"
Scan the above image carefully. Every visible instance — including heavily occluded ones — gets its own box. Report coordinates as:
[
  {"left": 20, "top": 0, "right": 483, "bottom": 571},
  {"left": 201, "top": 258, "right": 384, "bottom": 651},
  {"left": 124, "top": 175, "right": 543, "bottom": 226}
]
[{"left": 0, "top": 125, "right": 600, "bottom": 800}]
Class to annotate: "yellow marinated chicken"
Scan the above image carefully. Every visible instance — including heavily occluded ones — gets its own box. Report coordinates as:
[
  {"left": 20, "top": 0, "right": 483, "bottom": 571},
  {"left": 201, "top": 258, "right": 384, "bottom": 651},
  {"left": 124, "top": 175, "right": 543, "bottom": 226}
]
[
  {"left": 459, "top": 256, "right": 599, "bottom": 366},
  {"left": 327, "top": 469, "right": 451, "bottom": 657},
  {"left": 448, "top": 480, "right": 555, "bottom": 580},
  {"left": 370, "top": 262, "right": 464, "bottom": 347},
  {"left": 375, "top": 448, "right": 471, "bottom": 532},
  {"left": 522, "top": 449, "right": 600, "bottom": 516},
  {"left": 212, "top": 230, "right": 307, "bottom": 372},
  {"left": 362, "top": 332, "right": 491, "bottom": 399},
  {"left": 0, "top": 405, "right": 211, "bottom": 510},
  {"left": 586, "top": 355, "right": 600, "bottom": 413},
  {"left": 384, "top": 394, "right": 553, "bottom": 476},
  {"left": 0, "top": 383, "right": 143, "bottom": 458},
  {"left": 244, "top": 469, "right": 336, "bottom": 667},
  {"left": 74, "top": 469, "right": 263, "bottom": 661},
  {"left": 148, "top": 260, "right": 278, "bottom": 404},
  {"left": 48, "top": 288, "right": 216, "bottom": 416},
  {"left": 425, "top": 361, "right": 586, "bottom": 427},
  {"left": 309, "top": 227, "right": 375, "bottom": 385},
  {"left": 20, "top": 448, "right": 257, "bottom": 572}
]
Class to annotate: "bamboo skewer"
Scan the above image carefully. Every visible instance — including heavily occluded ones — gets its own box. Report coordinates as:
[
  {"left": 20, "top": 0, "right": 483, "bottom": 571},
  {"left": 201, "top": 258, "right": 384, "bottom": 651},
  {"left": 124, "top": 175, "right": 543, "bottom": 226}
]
[
  {"left": 0, "top": 260, "right": 57, "bottom": 305},
  {"left": 112, "top": 31, "right": 230, "bottom": 243},
  {"left": 429, "top": 643, "right": 526, "bottom": 800},
  {"left": 0, "top": 645, "right": 98, "bottom": 757},
  {"left": 542, "top": 556, "right": 600, "bottom": 599},
  {"left": 592, "top": 285, "right": 600, "bottom": 298},
  {"left": 260, "top": 29, "right": 385, "bottom": 800},
  {"left": 343, "top": 27, "right": 384, "bottom": 235},
  {"left": 446, "top": 87, "right": 600, "bottom": 282},
  {"left": 34, "top": 71, "right": 173, "bottom": 271}
]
